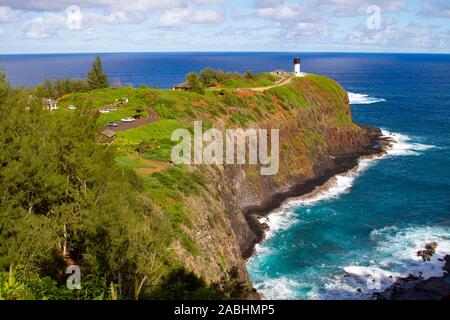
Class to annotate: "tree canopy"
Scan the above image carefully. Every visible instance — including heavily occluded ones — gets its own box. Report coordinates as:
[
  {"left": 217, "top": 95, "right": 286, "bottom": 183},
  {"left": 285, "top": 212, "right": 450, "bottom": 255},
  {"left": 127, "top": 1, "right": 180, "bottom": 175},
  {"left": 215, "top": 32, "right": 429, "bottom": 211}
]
[
  {"left": 87, "top": 56, "right": 110, "bottom": 90},
  {"left": 0, "top": 76, "right": 160, "bottom": 299}
]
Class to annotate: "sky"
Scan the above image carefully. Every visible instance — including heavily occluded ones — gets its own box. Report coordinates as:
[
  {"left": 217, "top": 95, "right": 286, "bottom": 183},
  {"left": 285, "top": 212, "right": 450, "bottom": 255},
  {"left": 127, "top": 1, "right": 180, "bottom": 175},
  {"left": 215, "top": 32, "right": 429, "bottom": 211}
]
[{"left": 0, "top": 0, "right": 449, "bottom": 54}]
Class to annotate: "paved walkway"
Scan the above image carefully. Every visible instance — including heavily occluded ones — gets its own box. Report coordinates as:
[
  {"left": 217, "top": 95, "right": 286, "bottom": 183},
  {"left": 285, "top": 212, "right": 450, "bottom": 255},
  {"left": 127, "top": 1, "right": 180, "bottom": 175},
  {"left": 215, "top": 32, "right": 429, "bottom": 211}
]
[{"left": 109, "top": 107, "right": 160, "bottom": 132}]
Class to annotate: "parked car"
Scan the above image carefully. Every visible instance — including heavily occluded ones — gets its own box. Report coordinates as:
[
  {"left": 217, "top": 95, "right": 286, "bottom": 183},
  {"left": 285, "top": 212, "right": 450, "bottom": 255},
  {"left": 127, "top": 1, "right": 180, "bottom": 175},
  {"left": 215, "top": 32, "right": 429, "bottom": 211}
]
[
  {"left": 108, "top": 107, "right": 117, "bottom": 111},
  {"left": 100, "top": 109, "right": 110, "bottom": 114},
  {"left": 68, "top": 105, "right": 77, "bottom": 110},
  {"left": 107, "top": 121, "right": 119, "bottom": 127},
  {"left": 121, "top": 117, "right": 136, "bottom": 123}
]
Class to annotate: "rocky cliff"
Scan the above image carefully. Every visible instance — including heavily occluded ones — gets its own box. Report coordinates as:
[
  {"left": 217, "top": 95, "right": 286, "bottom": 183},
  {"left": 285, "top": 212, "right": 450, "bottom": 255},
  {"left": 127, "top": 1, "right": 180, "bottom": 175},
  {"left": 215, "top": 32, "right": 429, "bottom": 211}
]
[
  {"left": 376, "top": 256, "right": 450, "bottom": 300},
  {"left": 157, "top": 75, "right": 386, "bottom": 296}
]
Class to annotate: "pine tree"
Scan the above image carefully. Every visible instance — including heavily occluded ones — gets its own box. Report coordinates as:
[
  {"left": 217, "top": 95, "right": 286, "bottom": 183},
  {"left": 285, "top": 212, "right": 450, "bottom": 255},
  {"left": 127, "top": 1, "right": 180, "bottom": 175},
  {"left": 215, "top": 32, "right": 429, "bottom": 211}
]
[
  {"left": 87, "top": 56, "right": 110, "bottom": 90},
  {"left": 186, "top": 72, "right": 204, "bottom": 94}
]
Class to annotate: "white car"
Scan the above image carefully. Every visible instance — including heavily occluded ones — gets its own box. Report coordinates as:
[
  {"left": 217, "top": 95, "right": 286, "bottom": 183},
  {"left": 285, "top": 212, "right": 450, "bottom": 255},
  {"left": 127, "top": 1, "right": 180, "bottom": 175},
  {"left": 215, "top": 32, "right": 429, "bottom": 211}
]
[
  {"left": 121, "top": 117, "right": 136, "bottom": 123},
  {"left": 100, "top": 109, "right": 110, "bottom": 114},
  {"left": 68, "top": 105, "right": 77, "bottom": 110}
]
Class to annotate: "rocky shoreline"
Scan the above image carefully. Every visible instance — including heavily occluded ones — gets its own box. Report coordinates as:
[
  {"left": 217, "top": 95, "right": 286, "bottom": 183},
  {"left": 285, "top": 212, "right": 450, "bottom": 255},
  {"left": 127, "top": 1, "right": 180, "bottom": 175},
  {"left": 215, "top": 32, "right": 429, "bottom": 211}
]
[
  {"left": 239, "top": 126, "right": 450, "bottom": 300},
  {"left": 242, "top": 126, "right": 392, "bottom": 260},
  {"left": 375, "top": 256, "right": 450, "bottom": 300}
]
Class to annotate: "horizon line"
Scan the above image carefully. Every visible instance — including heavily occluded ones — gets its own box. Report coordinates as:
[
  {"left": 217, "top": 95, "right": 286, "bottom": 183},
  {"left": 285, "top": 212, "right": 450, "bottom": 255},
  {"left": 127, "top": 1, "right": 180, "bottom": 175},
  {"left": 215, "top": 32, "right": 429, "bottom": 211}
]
[{"left": 0, "top": 50, "right": 449, "bottom": 56}]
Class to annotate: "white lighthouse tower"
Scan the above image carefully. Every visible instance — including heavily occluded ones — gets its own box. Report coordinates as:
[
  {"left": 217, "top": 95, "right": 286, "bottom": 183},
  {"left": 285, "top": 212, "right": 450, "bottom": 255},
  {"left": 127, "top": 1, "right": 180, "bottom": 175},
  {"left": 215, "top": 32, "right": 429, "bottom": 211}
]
[{"left": 294, "top": 57, "right": 301, "bottom": 77}]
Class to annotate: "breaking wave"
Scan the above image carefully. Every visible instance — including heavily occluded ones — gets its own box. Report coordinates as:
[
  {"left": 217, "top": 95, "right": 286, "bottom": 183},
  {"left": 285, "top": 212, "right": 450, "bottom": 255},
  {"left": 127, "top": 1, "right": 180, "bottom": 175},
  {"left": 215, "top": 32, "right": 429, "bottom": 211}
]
[
  {"left": 348, "top": 92, "right": 386, "bottom": 105},
  {"left": 258, "top": 129, "right": 436, "bottom": 242},
  {"left": 382, "top": 130, "right": 436, "bottom": 156},
  {"left": 251, "top": 130, "right": 439, "bottom": 300},
  {"left": 322, "top": 226, "right": 450, "bottom": 299}
]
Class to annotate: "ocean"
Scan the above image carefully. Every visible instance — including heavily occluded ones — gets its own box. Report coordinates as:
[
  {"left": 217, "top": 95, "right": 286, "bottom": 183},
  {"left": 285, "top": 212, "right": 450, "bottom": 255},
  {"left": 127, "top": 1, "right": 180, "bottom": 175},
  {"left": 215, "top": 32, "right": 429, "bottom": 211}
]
[{"left": 1, "top": 52, "right": 449, "bottom": 300}]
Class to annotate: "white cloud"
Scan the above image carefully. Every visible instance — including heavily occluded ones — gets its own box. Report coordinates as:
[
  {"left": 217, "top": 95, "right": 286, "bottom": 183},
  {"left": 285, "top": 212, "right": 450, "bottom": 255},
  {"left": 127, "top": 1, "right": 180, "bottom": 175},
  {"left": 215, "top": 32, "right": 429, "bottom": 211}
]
[
  {"left": 325, "top": 0, "right": 406, "bottom": 17},
  {"left": 84, "top": 11, "right": 134, "bottom": 24},
  {"left": 253, "top": 0, "right": 330, "bottom": 43},
  {"left": 347, "top": 22, "right": 450, "bottom": 50},
  {"left": 254, "top": 0, "right": 407, "bottom": 20},
  {"left": 85, "top": 27, "right": 99, "bottom": 41},
  {"left": 0, "top": 5, "right": 15, "bottom": 22},
  {"left": 420, "top": 0, "right": 450, "bottom": 18},
  {"left": 23, "top": 14, "right": 66, "bottom": 39},
  {"left": 256, "top": 4, "right": 300, "bottom": 20},
  {"left": 0, "top": 0, "right": 182, "bottom": 12},
  {"left": 193, "top": 0, "right": 225, "bottom": 4},
  {"left": 255, "top": 1, "right": 326, "bottom": 22},
  {"left": 159, "top": 6, "right": 222, "bottom": 27},
  {"left": 0, "top": 28, "right": 5, "bottom": 38}
]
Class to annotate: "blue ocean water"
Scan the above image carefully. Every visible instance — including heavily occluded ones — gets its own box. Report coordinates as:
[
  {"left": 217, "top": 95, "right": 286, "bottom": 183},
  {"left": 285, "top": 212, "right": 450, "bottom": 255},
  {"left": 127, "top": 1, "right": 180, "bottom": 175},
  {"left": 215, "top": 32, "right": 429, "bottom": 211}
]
[{"left": 1, "top": 52, "right": 449, "bottom": 299}]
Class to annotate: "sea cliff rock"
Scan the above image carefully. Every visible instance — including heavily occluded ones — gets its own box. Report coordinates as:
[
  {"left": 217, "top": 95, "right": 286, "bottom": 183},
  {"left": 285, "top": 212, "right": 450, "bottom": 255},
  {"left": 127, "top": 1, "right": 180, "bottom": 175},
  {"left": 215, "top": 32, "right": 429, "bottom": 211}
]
[{"left": 376, "top": 256, "right": 450, "bottom": 300}]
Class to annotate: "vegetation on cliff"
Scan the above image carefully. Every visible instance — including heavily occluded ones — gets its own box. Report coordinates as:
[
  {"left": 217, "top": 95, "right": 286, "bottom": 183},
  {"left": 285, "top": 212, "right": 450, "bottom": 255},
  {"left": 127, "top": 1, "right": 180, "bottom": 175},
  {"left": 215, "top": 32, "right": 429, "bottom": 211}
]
[
  {"left": 186, "top": 68, "right": 276, "bottom": 90},
  {"left": 0, "top": 66, "right": 366, "bottom": 300}
]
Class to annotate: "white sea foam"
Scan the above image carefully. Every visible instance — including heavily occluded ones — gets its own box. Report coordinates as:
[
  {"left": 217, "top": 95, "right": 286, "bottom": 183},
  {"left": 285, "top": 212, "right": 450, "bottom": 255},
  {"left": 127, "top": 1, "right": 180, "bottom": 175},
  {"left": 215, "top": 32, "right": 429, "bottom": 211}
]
[
  {"left": 348, "top": 92, "right": 386, "bottom": 105},
  {"left": 258, "top": 210, "right": 297, "bottom": 241},
  {"left": 322, "top": 225, "right": 450, "bottom": 299},
  {"left": 371, "top": 225, "right": 450, "bottom": 280},
  {"left": 257, "top": 153, "right": 382, "bottom": 245},
  {"left": 257, "top": 130, "right": 436, "bottom": 248},
  {"left": 253, "top": 277, "right": 300, "bottom": 300},
  {"left": 381, "top": 130, "right": 436, "bottom": 156},
  {"left": 251, "top": 129, "right": 441, "bottom": 300}
]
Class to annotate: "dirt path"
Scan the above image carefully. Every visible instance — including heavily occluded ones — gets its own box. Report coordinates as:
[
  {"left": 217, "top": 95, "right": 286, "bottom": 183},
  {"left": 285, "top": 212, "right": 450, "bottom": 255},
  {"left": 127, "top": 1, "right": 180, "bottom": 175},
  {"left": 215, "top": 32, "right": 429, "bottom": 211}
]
[
  {"left": 209, "top": 76, "right": 294, "bottom": 93},
  {"left": 56, "top": 93, "right": 72, "bottom": 102},
  {"left": 243, "top": 76, "right": 294, "bottom": 92},
  {"left": 137, "top": 159, "right": 171, "bottom": 175}
]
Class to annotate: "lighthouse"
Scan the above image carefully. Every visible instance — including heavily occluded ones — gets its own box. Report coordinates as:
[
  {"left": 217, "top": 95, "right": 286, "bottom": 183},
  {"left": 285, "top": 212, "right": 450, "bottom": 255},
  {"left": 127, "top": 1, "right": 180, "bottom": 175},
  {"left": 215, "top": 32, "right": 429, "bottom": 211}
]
[{"left": 294, "top": 57, "right": 301, "bottom": 77}]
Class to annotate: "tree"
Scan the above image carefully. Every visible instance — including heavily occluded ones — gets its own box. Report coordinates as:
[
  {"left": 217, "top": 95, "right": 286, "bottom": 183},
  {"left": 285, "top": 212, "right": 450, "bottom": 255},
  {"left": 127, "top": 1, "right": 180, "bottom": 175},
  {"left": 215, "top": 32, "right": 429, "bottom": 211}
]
[
  {"left": 245, "top": 70, "right": 254, "bottom": 80},
  {"left": 0, "top": 79, "right": 160, "bottom": 299},
  {"left": 87, "top": 56, "right": 109, "bottom": 90},
  {"left": 186, "top": 72, "right": 204, "bottom": 94},
  {"left": 199, "top": 68, "right": 226, "bottom": 87},
  {"left": 34, "top": 78, "right": 89, "bottom": 99},
  {"left": 0, "top": 72, "right": 10, "bottom": 102}
]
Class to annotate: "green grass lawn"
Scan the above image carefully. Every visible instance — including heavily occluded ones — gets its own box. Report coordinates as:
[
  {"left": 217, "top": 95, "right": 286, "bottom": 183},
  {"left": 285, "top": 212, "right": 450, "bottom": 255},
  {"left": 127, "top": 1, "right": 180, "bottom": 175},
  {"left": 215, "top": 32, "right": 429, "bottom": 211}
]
[
  {"left": 220, "top": 73, "right": 277, "bottom": 89},
  {"left": 116, "top": 155, "right": 157, "bottom": 170},
  {"left": 115, "top": 119, "right": 185, "bottom": 162}
]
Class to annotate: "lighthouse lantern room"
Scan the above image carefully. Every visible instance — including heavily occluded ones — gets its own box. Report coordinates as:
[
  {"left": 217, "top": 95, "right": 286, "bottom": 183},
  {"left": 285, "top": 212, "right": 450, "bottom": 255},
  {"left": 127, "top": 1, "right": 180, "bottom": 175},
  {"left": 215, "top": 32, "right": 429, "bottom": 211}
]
[{"left": 294, "top": 57, "right": 301, "bottom": 77}]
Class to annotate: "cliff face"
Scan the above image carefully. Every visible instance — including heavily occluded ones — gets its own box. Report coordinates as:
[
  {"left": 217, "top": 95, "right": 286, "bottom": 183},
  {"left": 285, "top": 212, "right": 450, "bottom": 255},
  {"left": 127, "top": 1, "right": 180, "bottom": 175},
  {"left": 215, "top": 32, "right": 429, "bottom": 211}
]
[
  {"left": 164, "top": 75, "right": 385, "bottom": 295},
  {"left": 221, "top": 77, "right": 384, "bottom": 259}
]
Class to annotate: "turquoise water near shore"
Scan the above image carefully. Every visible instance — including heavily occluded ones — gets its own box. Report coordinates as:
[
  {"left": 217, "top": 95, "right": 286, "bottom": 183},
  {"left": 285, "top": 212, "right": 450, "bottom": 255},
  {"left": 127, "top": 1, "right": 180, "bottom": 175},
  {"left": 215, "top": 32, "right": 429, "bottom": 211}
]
[{"left": 1, "top": 52, "right": 449, "bottom": 299}]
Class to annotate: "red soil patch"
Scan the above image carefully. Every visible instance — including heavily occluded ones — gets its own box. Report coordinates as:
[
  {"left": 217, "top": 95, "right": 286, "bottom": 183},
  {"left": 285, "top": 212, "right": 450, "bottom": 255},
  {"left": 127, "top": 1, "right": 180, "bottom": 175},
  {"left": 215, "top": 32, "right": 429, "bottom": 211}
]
[
  {"left": 137, "top": 159, "right": 170, "bottom": 175},
  {"left": 235, "top": 90, "right": 256, "bottom": 98},
  {"left": 193, "top": 100, "right": 209, "bottom": 108}
]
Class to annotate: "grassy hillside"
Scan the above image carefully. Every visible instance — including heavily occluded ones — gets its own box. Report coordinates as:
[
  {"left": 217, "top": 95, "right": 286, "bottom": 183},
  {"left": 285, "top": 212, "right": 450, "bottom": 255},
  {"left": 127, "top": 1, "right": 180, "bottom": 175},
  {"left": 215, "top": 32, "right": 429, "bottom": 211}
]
[{"left": 220, "top": 73, "right": 277, "bottom": 89}]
